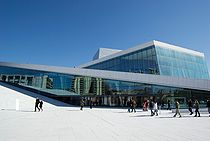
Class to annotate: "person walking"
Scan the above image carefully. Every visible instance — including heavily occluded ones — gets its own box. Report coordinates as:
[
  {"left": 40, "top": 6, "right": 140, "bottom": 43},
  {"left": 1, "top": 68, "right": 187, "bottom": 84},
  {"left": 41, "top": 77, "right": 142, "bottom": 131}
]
[
  {"left": 154, "top": 101, "right": 158, "bottom": 116},
  {"left": 146, "top": 100, "right": 149, "bottom": 111},
  {"left": 143, "top": 100, "right": 147, "bottom": 111},
  {"left": 149, "top": 99, "right": 154, "bottom": 116},
  {"left": 80, "top": 99, "right": 85, "bottom": 111},
  {"left": 167, "top": 100, "right": 171, "bottom": 110},
  {"left": 194, "top": 100, "right": 200, "bottom": 117},
  {"left": 39, "top": 100, "right": 43, "bottom": 111},
  {"left": 207, "top": 99, "right": 210, "bottom": 117},
  {"left": 127, "top": 98, "right": 132, "bottom": 113},
  {"left": 143, "top": 100, "right": 149, "bottom": 111},
  {"left": 188, "top": 99, "right": 193, "bottom": 115},
  {"left": 89, "top": 99, "right": 93, "bottom": 109},
  {"left": 34, "top": 98, "right": 40, "bottom": 112},
  {"left": 131, "top": 98, "right": 137, "bottom": 113},
  {"left": 173, "top": 101, "right": 181, "bottom": 118}
]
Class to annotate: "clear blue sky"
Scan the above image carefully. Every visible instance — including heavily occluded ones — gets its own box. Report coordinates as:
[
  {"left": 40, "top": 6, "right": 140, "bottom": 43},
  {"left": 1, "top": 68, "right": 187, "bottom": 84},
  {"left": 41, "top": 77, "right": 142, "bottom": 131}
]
[{"left": 0, "top": 0, "right": 210, "bottom": 72}]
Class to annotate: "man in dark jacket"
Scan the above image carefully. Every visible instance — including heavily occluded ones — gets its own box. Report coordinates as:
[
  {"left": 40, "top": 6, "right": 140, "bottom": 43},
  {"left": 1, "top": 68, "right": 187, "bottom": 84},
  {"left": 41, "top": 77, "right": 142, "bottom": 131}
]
[
  {"left": 127, "top": 98, "right": 132, "bottom": 113},
  {"left": 89, "top": 99, "right": 93, "bottom": 109},
  {"left": 39, "top": 100, "right": 43, "bottom": 111},
  {"left": 188, "top": 99, "right": 193, "bottom": 115},
  {"left": 167, "top": 100, "right": 171, "bottom": 110},
  {"left": 206, "top": 99, "right": 210, "bottom": 117},
  {"left": 34, "top": 98, "right": 40, "bottom": 112},
  {"left": 149, "top": 100, "right": 154, "bottom": 116}
]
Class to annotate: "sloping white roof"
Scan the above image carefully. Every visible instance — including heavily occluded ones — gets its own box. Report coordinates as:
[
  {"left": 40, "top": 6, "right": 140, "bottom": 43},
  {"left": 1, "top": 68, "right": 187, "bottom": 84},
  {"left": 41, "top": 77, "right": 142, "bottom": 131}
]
[{"left": 0, "top": 62, "right": 210, "bottom": 92}]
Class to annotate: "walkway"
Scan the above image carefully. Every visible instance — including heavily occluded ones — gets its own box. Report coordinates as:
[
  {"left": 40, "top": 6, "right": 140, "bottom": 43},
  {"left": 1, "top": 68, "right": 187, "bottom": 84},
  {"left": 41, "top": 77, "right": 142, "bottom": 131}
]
[{"left": 0, "top": 84, "right": 210, "bottom": 141}]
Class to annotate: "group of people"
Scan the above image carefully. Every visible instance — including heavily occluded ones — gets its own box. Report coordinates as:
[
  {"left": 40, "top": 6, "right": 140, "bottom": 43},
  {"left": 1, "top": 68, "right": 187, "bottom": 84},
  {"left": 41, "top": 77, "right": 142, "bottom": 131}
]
[
  {"left": 80, "top": 99, "right": 94, "bottom": 110},
  {"left": 130, "top": 97, "right": 210, "bottom": 117},
  {"left": 173, "top": 99, "right": 210, "bottom": 118},
  {"left": 142, "top": 99, "right": 158, "bottom": 116},
  {"left": 149, "top": 100, "right": 159, "bottom": 116},
  {"left": 34, "top": 97, "right": 43, "bottom": 112},
  {"left": 34, "top": 96, "right": 210, "bottom": 117}
]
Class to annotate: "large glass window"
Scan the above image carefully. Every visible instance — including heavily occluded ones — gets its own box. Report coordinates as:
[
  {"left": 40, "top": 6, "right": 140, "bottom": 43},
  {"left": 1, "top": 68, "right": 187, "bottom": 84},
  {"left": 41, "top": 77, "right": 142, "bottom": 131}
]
[
  {"left": 86, "top": 45, "right": 159, "bottom": 75},
  {"left": 155, "top": 46, "right": 209, "bottom": 79}
]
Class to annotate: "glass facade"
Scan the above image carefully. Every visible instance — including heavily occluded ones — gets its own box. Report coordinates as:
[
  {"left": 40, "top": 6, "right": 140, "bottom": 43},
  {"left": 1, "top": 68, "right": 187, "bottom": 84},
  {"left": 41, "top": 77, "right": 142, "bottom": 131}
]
[
  {"left": 86, "top": 46, "right": 159, "bottom": 74},
  {"left": 85, "top": 45, "right": 209, "bottom": 79},
  {"left": 0, "top": 66, "right": 209, "bottom": 108},
  {"left": 156, "top": 46, "right": 209, "bottom": 79}
]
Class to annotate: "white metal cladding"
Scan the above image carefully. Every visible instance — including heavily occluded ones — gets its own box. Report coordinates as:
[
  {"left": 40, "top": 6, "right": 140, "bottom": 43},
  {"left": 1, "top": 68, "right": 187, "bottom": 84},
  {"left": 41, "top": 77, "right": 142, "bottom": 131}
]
[
  {"left": 1, "top": 62, "right": 210, "bottom": 92},
  {"left": 78, "top": 40, "right": 205, "bottom": 68},
  {"left": 93, "top": 48, "right": 122, "bottom": 60}
]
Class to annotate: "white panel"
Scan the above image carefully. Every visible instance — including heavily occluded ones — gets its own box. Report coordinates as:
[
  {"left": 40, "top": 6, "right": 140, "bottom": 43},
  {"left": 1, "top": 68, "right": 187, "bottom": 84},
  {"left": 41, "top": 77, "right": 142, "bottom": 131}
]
[{"left": 92, "top": 48, "right": 122, "bottom": 60}]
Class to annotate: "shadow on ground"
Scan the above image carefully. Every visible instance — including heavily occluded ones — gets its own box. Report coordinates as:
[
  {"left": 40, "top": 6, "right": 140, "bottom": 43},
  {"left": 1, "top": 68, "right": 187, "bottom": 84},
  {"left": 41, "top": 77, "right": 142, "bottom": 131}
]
[
  {"left": 0, "top": 82, "right": 72, "bottom": 107},
  {"left": 130, "top": 114, "right": 160, "bottom": 118},
  {"left": 1, "top": 108, "right": 34, "bottom": 113}
]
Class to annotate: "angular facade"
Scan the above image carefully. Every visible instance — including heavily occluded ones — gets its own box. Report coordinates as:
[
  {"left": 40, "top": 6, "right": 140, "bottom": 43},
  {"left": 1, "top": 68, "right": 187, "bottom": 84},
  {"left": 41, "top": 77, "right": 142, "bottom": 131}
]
[
  {"left": 80, "top": 41, "right": 209, "bottom": 79},
  {"left": 0, "top": 40, "right": 210, "bottom": 108}
]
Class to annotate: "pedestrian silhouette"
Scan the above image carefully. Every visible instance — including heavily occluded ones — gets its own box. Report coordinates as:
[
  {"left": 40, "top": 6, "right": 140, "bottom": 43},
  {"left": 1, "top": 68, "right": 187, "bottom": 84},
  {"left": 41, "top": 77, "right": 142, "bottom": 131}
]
[
  {"left": 149, "top": 99, "right": 154, "bottom": 116},
  {"left": 167, "top": 100, "right": 171, "bottom": 110},
  {"left": 194, "top": 100, "right": 200, "bottom": 117},
  {"left": 80, "top": 99, "right": 85, "bottom": 111},
  {"left": 39, "top": 100, "right": 43, "bottom": 111},
  {"left": 90, "top": 99, "right": 93, "bottom": 109},
  {"left": 131, "top": 98, "right": 137, "bottom": 113},
  {"left": 34, "top": 98, "right": 40, "bottom": 112},
  {"left": 127, "top": 98, "right": 132, "bottom": 113},
  {"left": 188, "top": 99, "right": 193, "bottom": 115},
  {"left": 206, "top": 99, "right": 210, "bottom": 117},
  {"left": 173, "top": 101, "right": 181, "bottom": 118}
]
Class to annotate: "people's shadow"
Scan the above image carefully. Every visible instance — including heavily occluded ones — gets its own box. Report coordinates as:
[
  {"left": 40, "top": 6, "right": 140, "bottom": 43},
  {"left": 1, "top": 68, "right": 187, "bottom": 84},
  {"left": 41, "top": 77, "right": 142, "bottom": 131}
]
[
  {"left": 130, "top": 114, "right": 155, "bottom": 118},
  {"left": 0, "top": 82, "right": 72, "bottom": 107},
  {"left": 1, "top": 108, "right": 34, "bottom": 112}
]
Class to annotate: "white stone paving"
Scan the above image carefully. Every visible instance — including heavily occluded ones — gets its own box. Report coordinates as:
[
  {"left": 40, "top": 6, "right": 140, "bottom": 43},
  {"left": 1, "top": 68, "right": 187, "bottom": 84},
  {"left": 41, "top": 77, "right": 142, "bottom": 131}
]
[{"left": 0, "top": 84, "right": 210, "bottom": 141}]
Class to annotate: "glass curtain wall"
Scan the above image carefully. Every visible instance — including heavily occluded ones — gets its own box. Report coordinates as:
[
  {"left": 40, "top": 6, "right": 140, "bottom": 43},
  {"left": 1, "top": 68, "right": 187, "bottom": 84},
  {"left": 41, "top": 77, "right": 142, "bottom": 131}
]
[
  {"left": 86, "top": 46, "right": 159, "bottom": 74},
  {"left": 0, "top": 66, "right": 209, "bottom": 107},
  {"left": 155, "top": 46, "right": 209, "bottom": 79}
]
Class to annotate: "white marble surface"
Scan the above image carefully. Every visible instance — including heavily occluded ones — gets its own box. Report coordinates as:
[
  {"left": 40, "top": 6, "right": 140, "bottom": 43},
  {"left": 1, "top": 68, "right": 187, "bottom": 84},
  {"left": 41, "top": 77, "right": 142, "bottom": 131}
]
[{"left": 0, "top": 85, "right": 210, "bottom": 141}]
